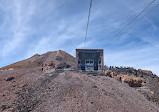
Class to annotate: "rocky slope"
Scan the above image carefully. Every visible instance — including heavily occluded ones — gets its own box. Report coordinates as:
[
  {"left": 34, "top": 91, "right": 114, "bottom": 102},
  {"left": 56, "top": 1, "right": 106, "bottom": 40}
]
[
  {"left": 0, "top": 51, "right": 159, "bottom": 112},
  {"left": 0, "top": 50, "right": 75, "bottom": 70},
  {"left": 105, "top": 66, "right": 159, "bottom": 107},
  {"left": 0, "top": 68, "right": 159, "bottom": 112}
]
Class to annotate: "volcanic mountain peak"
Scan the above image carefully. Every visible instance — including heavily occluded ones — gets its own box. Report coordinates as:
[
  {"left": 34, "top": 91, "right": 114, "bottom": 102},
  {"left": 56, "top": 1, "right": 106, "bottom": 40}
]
[
  {"left": 56, "top": 50, "right": 67, "bottom": 57},
  {"left": 0, "top": 50, "right": 75, "bottom": 70}
]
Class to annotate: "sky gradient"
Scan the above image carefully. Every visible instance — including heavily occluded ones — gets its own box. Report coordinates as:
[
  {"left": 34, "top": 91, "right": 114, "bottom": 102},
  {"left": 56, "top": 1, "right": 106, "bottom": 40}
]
[{"left": 0, "top": 0, "right": 159, "bottom": 75}]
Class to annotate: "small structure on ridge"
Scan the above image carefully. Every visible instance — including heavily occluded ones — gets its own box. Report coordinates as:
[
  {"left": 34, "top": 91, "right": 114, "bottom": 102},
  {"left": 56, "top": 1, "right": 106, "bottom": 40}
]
[{"left": 76, "top": 49, "right": 104, "bottom": 72}]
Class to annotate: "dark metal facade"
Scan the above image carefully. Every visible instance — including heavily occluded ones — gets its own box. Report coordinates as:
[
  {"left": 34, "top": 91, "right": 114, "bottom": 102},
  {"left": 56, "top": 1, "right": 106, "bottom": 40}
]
[{"left": 76, "top": 49, "right": 104, "bottom": 72}]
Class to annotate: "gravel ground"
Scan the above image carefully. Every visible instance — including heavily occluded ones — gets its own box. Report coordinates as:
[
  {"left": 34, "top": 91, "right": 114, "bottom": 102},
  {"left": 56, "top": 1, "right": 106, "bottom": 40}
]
[{"left": 0, "top": 69, "right": 159, "bottom": 112}]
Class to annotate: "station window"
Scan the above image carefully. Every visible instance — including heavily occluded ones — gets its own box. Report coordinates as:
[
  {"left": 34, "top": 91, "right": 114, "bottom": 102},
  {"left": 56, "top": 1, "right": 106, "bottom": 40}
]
[
  {"left": 86, "top": 61, "right": 89, "bottom": 64},
  {"left": 90, "top": 61, "right": 93, "bottom": 64}
]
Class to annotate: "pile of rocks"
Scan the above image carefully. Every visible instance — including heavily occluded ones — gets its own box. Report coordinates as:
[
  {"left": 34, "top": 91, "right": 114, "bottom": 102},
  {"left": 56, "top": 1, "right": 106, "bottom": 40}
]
[{"left": 105, "top": 70, "right": 146, "bottom": 87}]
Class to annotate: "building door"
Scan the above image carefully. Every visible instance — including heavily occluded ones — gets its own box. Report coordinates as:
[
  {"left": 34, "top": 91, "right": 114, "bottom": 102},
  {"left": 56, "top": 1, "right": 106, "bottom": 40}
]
[{"left": 85, "top": 59, "right": 94, "bottom": 71}]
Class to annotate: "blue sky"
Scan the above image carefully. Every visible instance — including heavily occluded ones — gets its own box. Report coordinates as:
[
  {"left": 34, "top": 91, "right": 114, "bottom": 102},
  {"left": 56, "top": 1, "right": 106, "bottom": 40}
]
[{"left": 0, "top": 0, "right": 159, "bottom": 75}]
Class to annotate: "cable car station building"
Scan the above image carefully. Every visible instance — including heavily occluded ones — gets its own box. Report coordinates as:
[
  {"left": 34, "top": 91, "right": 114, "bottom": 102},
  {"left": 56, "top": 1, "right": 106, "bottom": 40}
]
[{"left": 76, "top": 49, "right": 104, "bottom": 72}]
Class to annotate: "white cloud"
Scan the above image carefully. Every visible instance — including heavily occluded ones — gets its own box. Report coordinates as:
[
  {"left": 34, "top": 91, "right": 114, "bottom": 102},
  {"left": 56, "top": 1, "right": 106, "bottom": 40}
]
[{"left": 1, "top": 0, "right": 32, "bottom": 57}]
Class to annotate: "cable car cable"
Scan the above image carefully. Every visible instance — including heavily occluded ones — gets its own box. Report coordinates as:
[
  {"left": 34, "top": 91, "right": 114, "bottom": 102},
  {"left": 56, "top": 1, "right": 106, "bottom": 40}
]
[
  {"left": 84, "top": 0, "right": 93, "bottom": 48},
  {"left": 116, "top": 0, "right": 156, "bottom": 37}
]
